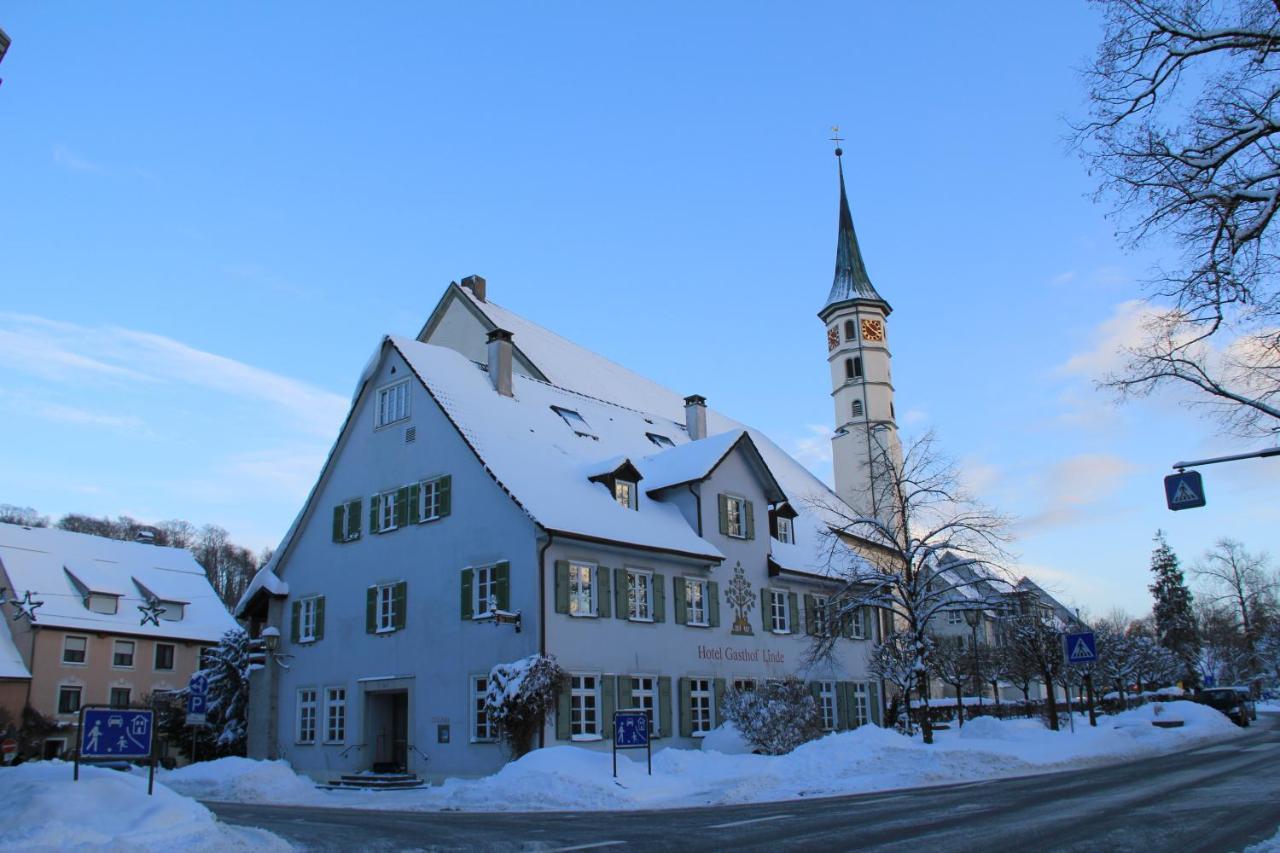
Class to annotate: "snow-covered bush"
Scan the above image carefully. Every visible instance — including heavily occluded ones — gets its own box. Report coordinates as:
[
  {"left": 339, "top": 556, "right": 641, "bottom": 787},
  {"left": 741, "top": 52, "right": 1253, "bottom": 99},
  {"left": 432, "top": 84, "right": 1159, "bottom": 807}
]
[
  {"left": 485, "top": 653, "right": 566, "bottom": 757},
  {"left": 160, "top": 628, "right": 251, "bottom": 760},
  {"left": 718, "top": 677, "right": 822, "bottom": 755}
]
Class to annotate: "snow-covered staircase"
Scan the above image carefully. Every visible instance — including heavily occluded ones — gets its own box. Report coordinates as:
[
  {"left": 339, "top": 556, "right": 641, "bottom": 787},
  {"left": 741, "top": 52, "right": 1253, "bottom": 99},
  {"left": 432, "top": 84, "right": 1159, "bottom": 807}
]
[{"left": 317, "top": 772, "right": 428, "bottom": 791}]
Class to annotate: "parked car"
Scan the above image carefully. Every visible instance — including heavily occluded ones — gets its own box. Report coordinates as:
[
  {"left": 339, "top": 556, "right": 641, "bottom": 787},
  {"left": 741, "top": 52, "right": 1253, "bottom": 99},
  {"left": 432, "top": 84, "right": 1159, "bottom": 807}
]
[
  {"left": 1198, "top": 688, "right": 1251, "bottom": 727},
  {"left": 1226, "top": 686, "right": 1258, "bottom": 722}
]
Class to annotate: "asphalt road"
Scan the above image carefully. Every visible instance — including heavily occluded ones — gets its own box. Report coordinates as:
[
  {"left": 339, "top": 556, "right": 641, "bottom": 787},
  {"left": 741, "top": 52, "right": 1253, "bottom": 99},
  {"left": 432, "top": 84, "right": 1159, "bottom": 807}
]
[{"left": 208, "top": 714, "right": 1280, "bottom": 852}]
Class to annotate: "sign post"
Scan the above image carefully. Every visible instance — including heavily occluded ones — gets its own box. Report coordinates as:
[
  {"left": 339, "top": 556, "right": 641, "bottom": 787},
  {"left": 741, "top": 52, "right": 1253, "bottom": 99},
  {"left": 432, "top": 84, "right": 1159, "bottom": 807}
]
[
  {"left": 75, "top": 706, "right": 156, "bottom": 795},
  {"left": 1, "top": 737, "right": 16, "bottom": 763},
  {"left": 1062, "top": 631, "right": 1098, "bottom": 734},
  {"left": 612, "top": 710, "right": 651, "bottom": 778}
]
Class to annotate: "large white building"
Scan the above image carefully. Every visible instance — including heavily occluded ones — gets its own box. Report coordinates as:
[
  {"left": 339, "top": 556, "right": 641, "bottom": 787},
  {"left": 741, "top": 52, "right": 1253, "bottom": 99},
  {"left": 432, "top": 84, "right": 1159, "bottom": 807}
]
[{"left": 241, "top": 155, "right": 901, "bottom": 781}]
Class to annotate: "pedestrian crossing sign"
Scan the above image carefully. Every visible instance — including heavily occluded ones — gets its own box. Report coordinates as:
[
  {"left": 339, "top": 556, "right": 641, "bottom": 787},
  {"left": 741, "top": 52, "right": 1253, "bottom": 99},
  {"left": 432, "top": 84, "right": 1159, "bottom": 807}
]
[
  {"left": 1164, "top": 471, "right": 1206, "bottom": 511},
  {"left": 1063, "top": 631, "right": 1097, "bottom": 666}
]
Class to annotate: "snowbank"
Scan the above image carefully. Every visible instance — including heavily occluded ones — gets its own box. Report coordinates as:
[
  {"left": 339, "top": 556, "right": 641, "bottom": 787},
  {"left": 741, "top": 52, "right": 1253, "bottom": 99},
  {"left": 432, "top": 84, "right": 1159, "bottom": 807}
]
[
  {"left": 700, "top": 722, "right": 752, "bottom": 755},
  {"left": 3, "top": 761, "right": 290, "bottom": 851},
  {"left": 171, "top": 700, "right": 1242, "bottom": 813}
]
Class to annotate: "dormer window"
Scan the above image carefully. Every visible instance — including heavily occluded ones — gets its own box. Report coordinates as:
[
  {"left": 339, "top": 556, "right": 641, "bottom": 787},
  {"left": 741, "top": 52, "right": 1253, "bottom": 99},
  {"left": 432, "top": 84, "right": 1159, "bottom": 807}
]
[
  {"left": 552, "top": 406, "right": 596, "bottom": 439},
  {"left": 614, "top": 480, "right": 637, "bottom": 510},
  {"left": 769, "top": 500, "right": 799, "bottom": 545},
  {"left": 646, "top": 432, "right": 675, "bottom": 448},
  {"left": 88, "top": 593, "right": 119, "bottom": 615},
  {"left": 776, "top": 516, "right": 794, "bottom": 544},
  {"left": 589, "top": 459, "right": 643, "bottom": 510},
  {"left": 158, "top": 601, "right": 185, "bottom": 622}
]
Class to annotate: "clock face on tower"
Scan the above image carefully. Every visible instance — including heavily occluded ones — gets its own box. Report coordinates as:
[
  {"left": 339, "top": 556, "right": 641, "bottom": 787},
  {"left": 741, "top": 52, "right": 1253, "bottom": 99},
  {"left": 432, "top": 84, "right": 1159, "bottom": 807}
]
[
  {"left": 827, "top": 326, "right": 839, "bottom": 351},
  {"left": 860, "top": 319, "right": 885, "bottom": 342}
]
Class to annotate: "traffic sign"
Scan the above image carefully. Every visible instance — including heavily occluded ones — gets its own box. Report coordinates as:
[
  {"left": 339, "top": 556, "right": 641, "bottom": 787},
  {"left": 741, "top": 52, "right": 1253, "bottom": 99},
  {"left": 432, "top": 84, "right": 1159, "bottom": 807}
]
[
  {"left": 614, "top": 711, "right": 649, "bottom": 748},
  {"left": 2, "top": 738, "right": 16, "bottom": 763},
  {"left": 1164, "top": 471, "right": 1206, "bottom": 511},
  {"left": 186, "top": 673, "right": 209, "bottom": 725},
  {"left": 79, "top": 708, "right": 153, "bottom": 759},
  {"left": 1063, "top": 631, "right": 1098, "bottom": 666},
  {"left": 188, "top": 673, "right": 209, "bottom": 695}
]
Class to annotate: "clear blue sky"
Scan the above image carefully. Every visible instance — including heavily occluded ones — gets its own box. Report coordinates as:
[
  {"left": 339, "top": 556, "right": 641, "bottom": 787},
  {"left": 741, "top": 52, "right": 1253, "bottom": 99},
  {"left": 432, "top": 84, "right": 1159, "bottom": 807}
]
[{"left": 0, "top": 3, "right": 1274, "bottom": 617}]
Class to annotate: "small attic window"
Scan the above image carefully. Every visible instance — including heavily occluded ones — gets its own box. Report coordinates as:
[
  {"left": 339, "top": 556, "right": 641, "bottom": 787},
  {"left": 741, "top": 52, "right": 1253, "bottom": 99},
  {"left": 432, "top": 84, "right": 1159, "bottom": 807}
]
[
  {"left": 158, "top": 601, "right": 185, "bottom": 622},
  {"left": 646, "top": 432, "right": 675, "bottom": 449},
  {"left": 552, "top": 406, "right": 596, "bottom": 439},
  {"left": 88, "top": 593, "right": 119, "bottom": 615}
]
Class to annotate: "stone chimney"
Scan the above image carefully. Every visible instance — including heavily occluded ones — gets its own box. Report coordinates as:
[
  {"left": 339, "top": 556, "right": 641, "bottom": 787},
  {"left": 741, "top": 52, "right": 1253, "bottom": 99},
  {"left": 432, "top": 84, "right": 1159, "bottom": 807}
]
[
  {"left": 684, "top": 394, "right": 707, "bottom": 440},
  {"left": 487, "top": 328, "right": 514, "bottom": 397},
  {"left": 461, "top": 274, "right": 487, "bottom": 302}
]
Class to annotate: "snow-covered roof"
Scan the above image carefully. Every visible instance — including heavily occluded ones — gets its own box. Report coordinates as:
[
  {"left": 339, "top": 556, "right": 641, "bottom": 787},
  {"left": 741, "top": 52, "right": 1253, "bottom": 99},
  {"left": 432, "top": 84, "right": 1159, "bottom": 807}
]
[
  {"left": 0, "top": 524, "right": 238, "bottom": 642},
  {"left": 234, "top": 566, "right": 289, "bottom": 617},
  {"left": 0, "top": 614, "right": 30, "bottom": 679},
  {"left": 638, "top": 430, "right": 746, "bottom": 493}
]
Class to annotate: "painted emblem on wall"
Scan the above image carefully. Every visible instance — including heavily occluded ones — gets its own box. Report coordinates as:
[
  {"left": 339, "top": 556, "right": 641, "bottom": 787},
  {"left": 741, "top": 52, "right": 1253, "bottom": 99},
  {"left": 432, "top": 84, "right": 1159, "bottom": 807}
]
[{"left": 725, "top": 562, "right": 754, "bottom": 636}]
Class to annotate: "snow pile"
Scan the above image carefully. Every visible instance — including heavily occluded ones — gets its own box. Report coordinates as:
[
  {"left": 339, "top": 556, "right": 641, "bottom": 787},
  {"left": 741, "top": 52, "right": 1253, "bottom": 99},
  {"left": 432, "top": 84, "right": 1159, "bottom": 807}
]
[
  {"left": 700, "top": 722, "right": 752, "bottom": 755},
  {"left": 2, "top": 761, "right": 290, "bottom": 851},
  {"left": 162, "top": 756, "right": 323, "bottom": 805}
]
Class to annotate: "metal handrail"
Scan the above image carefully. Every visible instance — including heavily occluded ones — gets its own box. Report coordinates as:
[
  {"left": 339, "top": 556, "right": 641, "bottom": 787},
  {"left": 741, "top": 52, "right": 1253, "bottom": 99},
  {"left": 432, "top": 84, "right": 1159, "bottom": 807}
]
[
  {"left": 339, "top": 742, "right": 366, "bottom": 758},
  {"left": 405, "top": 743, "right": 430, "bottom": 764}
]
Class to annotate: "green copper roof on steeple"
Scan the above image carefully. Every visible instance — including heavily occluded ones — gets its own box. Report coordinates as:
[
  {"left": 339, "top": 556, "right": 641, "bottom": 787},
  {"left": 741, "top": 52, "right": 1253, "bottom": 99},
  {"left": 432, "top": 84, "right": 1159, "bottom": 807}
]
[{"left": 823, "top": 155, "right": 888, "bottom": 314}]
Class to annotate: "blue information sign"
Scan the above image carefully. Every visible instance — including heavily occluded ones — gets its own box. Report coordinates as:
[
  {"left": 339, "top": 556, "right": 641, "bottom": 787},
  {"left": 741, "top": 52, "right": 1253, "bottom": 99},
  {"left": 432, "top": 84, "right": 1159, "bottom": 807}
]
[
  {"left": 1063, "top": 631, "right": 1098, "bottom": 666},
  {"left": 1164, "top": 471, "right": 1206, "bottom": 511},
  {"left": 614, "top": 711, "right": 649, "bottom": 748},
  {"left": 80, "top": 708, "right": 154, "bottom": 759}
]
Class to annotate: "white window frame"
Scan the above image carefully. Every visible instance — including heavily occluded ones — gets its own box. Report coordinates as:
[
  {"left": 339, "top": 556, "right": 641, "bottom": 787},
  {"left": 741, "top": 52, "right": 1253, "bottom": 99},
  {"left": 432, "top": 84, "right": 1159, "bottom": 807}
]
[
  {"left": 324, "top": 687, "right": 347, "bottom": 744},
  {"left": 375, "top": 379, "right": 410, "bottom": 428},
  {"left": 473, "top": 564, "right": 496, "bottom": 618},
  {"left": 850, "top": 607, "right": 866, "bottom": 640},
  {"left": 812, "top": 595, "right": 829, "bottom": 637},
  {"left": 418, "top": 476, "right": 444, "bottom": 521},
  {"left": 57, "top": 684, "right": 82, "bottom": 714},
  {"left": 626, "top": 569, "right": 653, "bottom": 621},
  {"left": 776, "top": 516, "right": 794, "bottom": 544},
  {"left": 690, "top": 677, "right": 714, "bottom": 736},
  {"left": 724, "top": 495, "right": 746, "bottom": 539},
  {"left": 112, "top": 639, "right": 135, "bottom": 669},
  {"left": 947, "top": 610, "right": 964, "bottom": 626},
  {"left": 630, "top": 675, "right": 659, "bottom": 736},
  {"left": 818, "top": 681, "right": 837, "bottom": 731},
  {"left": 769, "top": 589, "right": 790, "bottom": 634},
  {"left": 732, "top": 677, "right": 757, "bottom": 692},
  {"left": 570, "top": 673, "right": 602, "bottom": 740},
  {"left": 299, "top": 597, "right": 319, "bottom": 642},
  {"left": 375, "top": 583, "right": 397, "bottom": 633},
  {"left": 297, "top": 688, "right": 318, "bottom": 744},
  {"left": 378, "top": 489, "right": 398, "bottom": 532},
  {"left": 471, "top": 676, "right": 497, "bottom": 743},
  {"left": 614, "top": 480, "right": 637, "bottom": 510},
  {"left": 153, "top": 642, "right": 176, "bottom": 671},
  {"left": 685, "top": 577, "right": 709, "bottom": 627},
  {"left": 852, "top": 682, "right": 870, "bottom": 727},
  {"left": 568, "top": 562, "right": 596, "bottom": 618},
  {"left": 62, "top": 635, "right": 88, "bottom": 666}
]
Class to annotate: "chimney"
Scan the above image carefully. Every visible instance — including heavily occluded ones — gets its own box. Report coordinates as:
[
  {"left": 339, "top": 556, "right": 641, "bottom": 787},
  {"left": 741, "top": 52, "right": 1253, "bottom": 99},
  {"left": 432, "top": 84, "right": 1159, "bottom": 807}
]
[
  {"left": 461, "top": 274, "right": 487, "bottom": 302},
  {"left": 487, "top": 328, "right": 514, "bottom": 397},
  {"left": 135, "top": 529, "right": 157, "bottom": 545},
  {"left": 684, "top": 394, "right": 707, "bottom": 440}
]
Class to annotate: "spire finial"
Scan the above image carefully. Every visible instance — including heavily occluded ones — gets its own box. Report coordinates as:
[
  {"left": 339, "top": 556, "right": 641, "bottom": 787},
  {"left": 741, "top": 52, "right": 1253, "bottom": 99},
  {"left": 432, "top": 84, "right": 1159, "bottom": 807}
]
[{"left": 830, "top": 125, "right": 844, "bottom": 158}]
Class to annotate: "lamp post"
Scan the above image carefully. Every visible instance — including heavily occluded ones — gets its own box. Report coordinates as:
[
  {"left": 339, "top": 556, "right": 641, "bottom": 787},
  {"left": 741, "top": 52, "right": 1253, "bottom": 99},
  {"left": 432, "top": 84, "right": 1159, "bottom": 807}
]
[{"left": 963, "top": 610, "right": 982, "bottom": 712}]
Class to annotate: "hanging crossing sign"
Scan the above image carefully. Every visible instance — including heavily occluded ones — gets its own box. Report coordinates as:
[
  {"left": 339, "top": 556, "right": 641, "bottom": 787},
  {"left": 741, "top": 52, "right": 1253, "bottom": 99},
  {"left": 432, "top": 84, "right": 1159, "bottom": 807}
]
[
  {"left": 1164, "top": 471, "right": 1206, "bottom": 511},
  {"left": 1063, "top": 631, "right": 1098, "bottom": 666}
]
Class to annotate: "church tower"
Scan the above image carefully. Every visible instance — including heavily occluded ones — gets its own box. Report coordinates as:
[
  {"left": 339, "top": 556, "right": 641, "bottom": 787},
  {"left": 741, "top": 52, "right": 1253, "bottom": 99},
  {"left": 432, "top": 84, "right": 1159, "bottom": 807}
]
[{"left": 820, "top": 147, "right": 900, "bottom": 522}]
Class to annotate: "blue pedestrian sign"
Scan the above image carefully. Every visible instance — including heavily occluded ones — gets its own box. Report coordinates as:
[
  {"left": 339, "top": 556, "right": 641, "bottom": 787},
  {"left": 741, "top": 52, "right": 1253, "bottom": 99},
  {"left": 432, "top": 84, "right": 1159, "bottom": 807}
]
[
  {"left": 614, "top": 711, "right": 649, "bottom": 748},
  {"left": 80, "top": 708, "right": 154, "bottom": 759},
  {"left": 1063, "top": 631, "right": 1098, "bottom": 666},
  {"left": 1164, "top": 471, "right": 1206, "bottom": 511}
]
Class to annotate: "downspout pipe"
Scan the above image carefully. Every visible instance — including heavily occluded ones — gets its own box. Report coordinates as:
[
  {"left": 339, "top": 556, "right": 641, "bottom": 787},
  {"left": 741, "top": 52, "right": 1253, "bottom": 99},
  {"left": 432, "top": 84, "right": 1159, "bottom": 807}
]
[{"left": 537, "top": 530, "right": 554, "bottom": 750}]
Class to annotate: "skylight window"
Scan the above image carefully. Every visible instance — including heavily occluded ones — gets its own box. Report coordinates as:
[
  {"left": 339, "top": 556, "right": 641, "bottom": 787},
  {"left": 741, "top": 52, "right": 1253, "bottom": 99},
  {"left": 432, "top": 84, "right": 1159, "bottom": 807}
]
[
  {"left": 646, "top": 432, "right": 675, "bottom": 448},
  {"left": 551, "top": 406, "right": 596, "bottom": 438}
]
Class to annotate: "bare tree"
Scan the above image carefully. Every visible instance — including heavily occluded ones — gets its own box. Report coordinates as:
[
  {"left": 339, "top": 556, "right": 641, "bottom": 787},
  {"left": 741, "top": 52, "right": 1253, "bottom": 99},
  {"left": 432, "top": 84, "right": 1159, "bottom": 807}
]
[
  {"left": 1077, "top": 0, "right": 1280, "bottom": 435},
  {"left": 1003, "top": 591, "right": 1068, "bottom": 730},
  {"left": 928, "top": 637, "right": 972, "bottom": 726},
  {"left": 1195, "top": 538, "right": 1277, "bottom": 680},
  {"left": 807, "top": 430, "right": 1014, "bottom": 744},
  {"left": 0, "top": 505, "right": 48, "bottom": 527},
  {"left": 867, "top": 630, "right": 923, "bottom": 735}
]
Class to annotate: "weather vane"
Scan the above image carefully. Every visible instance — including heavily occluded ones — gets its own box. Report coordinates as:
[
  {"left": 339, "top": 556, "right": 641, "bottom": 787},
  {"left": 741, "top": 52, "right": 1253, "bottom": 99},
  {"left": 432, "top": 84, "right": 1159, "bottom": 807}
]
[{"left": 830, "top": 125, "right": 844, "bottom": 157}]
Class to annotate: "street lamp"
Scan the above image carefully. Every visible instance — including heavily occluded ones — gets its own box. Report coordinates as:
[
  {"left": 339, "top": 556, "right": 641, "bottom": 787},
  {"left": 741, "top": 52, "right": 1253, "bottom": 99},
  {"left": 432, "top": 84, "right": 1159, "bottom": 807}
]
[{"left": 963, "top": 609, "right": 982, "bottom": 712}]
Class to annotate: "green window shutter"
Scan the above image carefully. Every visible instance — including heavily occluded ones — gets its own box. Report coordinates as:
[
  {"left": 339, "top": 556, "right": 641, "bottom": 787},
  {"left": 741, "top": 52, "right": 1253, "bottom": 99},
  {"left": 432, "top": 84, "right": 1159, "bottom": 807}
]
[
  {"left": 369, "top": 495, "right": 381, "bottom": 534},
  {"left": 331, "top": 506, "right": 344, "bottom": 543},
  {"left": 596, "top": 566, "right": 611, "bottom": 618},
  {"left": 555, "top": 560, "right": 569, "bottom": 614},
  {"left": 788, "top": 593, "right": 799, "bottom": 634},
  {"left": 841, "top": 608, "right": 854, "bottom": 639},
  {"left": 460, "top": 569, "right": 474, "bottom": 620},
  {"left": 494, "top": 562, "right": 510, "bottom": 611},
  {"left": 347, "top": 499, "right": 362, "bottom": 540},
  {"left": 708, "top": 581, "right": 720, "bottom": 627},
  {"left": 614, "top": 568, "right": 628, "bottom": 620},
  {"left": 713, "top": 678, "right": 726, "bottom": 726},
  {"left": 869, "top": 682, "right": 882, "bottom": 726},
  {"left": 291, "top": 600, "right": 301, "bottom": 643},
  {"left": 365, "top": 587, "right": 377, "bottom": 633},
  {"left": 837, "top": 682, "right": 853, "bottom": 730},
  {"left": 809, "top": 680, "right": 822, "bottom": 702},
  {"left": 601, "top": 675, "right": 616, "bottom": 735},
  {"left": 861, "top": 606, "right": 872, "bottom": 640},
  {"left": 761, "top": 588, "right": 771, "bottom": 632},
  {"left": 395, "top": 486, "right": 410, "bottom": 528},
  {"left": 717, "top": 494, "right": 729, "bottom": 535},
  {"left": 678, "top": 678, "right": 692, "bottom": 738},
  {"left": 315, "top": 596, "right": 325, "bottom": 641},
  {"left": 617, "top": 676, "right": 634, "bottom": 710},
  {"left": 556, "top": 675, "right": 572, "bottom": 740},
  {"left": 652, "top": 574, "right": 665, "bottom": 623},
  {"left": 673, "top": 577, "right": 687, "bottom": 625},
  {"left": 438, "top": 475, "right": 452, "bottom": 517},
  {"left": 407, "top": 483, "right": 420, "bottom": 524},
  {"left": 658, "top": 677, "right": 672, "bottom": 739},
  {"left": 804, "top": 594, "right": 815, "bottom": 636},
  {"left": 393, "top": 581, "right": 407, "bottom": 630},
  {"left": 744, "top": 500, "right": 755, "bottom": 540}
]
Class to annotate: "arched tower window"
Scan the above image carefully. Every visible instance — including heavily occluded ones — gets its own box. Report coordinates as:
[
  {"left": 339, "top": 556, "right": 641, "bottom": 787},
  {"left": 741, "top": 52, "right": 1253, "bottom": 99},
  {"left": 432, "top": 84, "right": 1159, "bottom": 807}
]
[
  {"left": 851, "top": 400, "right": 864, "bottom": 418},
  {"left": 844, "top": 358, "right": 854, "bottom": 380},
  {"left": 843, "top": 357, "right": 864, "bottom": 380},
  {"left": 843, "top": 319, "right": 855, "bottom": 340}
]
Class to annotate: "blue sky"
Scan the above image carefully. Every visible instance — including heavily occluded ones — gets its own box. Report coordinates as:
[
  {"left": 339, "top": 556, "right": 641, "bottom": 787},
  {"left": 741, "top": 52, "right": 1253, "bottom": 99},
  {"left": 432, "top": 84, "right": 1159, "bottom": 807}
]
[{"left": 0, "top": 3, "right": 1274, "bottom": 617}]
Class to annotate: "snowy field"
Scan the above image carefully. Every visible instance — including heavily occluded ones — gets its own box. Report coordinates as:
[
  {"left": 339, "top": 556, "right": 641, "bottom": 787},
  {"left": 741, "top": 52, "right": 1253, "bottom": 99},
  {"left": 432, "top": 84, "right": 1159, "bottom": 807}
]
[
  {"left": 2, "top": 761, "right": 290, "bottom": 851},
  {"left": 158, "top": 700, "right": 1244, "bottom": 813}
]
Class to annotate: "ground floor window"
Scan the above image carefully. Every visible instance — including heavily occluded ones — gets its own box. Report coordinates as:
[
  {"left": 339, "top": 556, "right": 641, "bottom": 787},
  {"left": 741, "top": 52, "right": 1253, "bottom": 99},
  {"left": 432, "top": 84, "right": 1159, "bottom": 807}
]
[
  {"left": 472, "top": 676, "right": 496, "bottom": 742},
  {"left": 109, "top": 687, "right": 131, "bottom": 708},
  {"left": 851, "top": 682, "right": 870, "bottom": 727},
  {"left": 690, "top": 678, "right": 713, "bottom": 736},
  {"left": 297, "top": 689, "right": 317, "bottom": 744},
  {"left": 732, "top": 678, "right": 757, "bottom": 692},
  {"left": 769, "top": 590, "right": 789, "bottom": 633},
  {"left": 324, "top": 687, "right": 347, "bottom": 744},
  {"left": 57, "top": 685, "right": 81, "bottom": 714},
  {"left": 630, "top": 676, "right": 658, "bottom": 735},
  {"left": 570, "top": 674, "right": 600, "bottom": 739},
  {"left": 818, "top": 681, "right": 837, "bottom": 730}
]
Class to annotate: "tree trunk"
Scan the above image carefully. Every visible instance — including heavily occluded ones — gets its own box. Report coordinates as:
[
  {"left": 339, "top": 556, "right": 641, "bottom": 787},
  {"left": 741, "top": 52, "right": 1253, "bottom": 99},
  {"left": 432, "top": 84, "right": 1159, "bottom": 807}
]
[
  {"left": 1042, "top": 670, "right": 1060, "bottom": 731},
  {"left": 1085, "top": 675, "right": 1097, "bottom": 727},
  {"left": 916, "top": 670, "right": 934, "bottom": 744},
  {"left": 955, "top": 682, "right": 964, "bottom": 727}
]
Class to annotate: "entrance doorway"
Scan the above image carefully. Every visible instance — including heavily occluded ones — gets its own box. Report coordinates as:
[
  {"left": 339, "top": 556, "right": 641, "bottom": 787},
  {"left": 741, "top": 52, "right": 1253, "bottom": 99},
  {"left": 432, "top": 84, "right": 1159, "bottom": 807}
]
[{"left": 366, "top": 690, "right": 409, "bottom": 772}]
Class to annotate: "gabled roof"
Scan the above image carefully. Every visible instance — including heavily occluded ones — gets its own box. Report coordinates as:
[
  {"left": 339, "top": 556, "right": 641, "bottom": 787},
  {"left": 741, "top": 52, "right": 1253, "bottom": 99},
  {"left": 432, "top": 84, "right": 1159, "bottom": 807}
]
[
  {"left": 639, "top": 429, "right": 786, "bottom": 504},
  {"left": 0, "top": 524, "right": 237, "bottom": 642}
]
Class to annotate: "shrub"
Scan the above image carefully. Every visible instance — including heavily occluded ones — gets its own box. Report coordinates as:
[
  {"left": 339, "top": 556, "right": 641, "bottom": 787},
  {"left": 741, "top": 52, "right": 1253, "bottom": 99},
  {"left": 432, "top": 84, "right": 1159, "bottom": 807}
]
[
  {"left": 484, "top": 653, "right": 566, "bottom": 758},
  {"left": 718, "top": 677, "right": 823, "bottom": 755}
]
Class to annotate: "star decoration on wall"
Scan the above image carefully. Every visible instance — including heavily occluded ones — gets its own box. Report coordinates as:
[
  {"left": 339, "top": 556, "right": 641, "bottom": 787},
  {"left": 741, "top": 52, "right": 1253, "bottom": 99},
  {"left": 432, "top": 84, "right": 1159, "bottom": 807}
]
[
  {"left": 11, "top": 590, "right": 44, "bottom": 622},
  {"left": 138, "top": 597, "right": 165, "bottom": 627}
]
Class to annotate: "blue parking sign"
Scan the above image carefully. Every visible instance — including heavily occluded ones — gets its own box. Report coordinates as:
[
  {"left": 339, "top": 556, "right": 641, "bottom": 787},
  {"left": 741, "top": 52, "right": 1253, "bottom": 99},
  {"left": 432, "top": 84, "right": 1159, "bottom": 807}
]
[{"left": 80, "top": 708, "right": 154, "bottom": 759}]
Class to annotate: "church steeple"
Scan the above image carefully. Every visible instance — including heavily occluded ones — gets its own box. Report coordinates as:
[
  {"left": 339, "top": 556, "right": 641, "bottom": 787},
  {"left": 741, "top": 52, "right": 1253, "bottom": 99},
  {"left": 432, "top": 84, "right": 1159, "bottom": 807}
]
[{"left": 823, "top": 152, "right": 890, "bottom": 316}]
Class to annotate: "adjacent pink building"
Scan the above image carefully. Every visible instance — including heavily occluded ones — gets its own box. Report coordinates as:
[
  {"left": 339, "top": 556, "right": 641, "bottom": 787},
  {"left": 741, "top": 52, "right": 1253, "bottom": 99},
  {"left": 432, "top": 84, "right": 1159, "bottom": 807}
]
[{"left": 0, "top": 523, "right": 238, "bottom": 758}]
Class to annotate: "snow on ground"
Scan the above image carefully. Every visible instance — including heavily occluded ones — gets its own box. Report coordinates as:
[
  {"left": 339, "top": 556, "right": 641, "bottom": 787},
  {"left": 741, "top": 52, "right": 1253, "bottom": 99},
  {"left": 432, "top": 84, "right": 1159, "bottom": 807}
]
[
  {"left": 3, "top": 761, "right": 290, "bottom": 851},
  {"left": 1246, "top": 826, "right": 1280, "bottom": 852},
  {"left": 164, "top": 700, "right": 1242, "bottom": 813}
]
